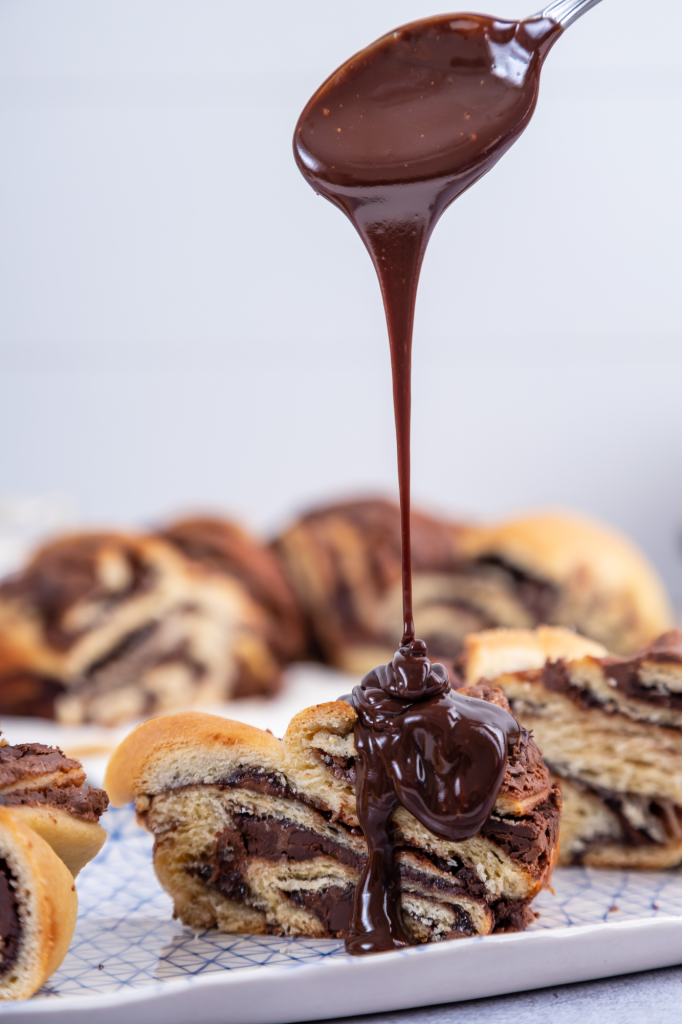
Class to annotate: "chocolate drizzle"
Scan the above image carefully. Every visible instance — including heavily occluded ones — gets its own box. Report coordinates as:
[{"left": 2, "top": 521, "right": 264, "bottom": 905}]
[
  {"left": 345, "top": 643, "right": 519, "bottom": 953},
  {"left": 295, "top": 13, "right": 560, "bottom": 648},
  {"left": 294, "top": 12, "right": 560, "bottom": 954}
]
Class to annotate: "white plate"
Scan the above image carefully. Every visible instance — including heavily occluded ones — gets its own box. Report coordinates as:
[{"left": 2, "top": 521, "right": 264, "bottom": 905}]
[{"left": 5, "top": 807, "right": 682, "bottom": 1023}]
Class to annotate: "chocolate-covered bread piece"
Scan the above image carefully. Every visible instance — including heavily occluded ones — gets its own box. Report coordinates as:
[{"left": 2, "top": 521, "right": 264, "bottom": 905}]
[
  {"left": 0, "top": 524, "right": 298, "bottom": 725},
  {"left": 275, "top": 500, "right": 672, "bottom": 672},
  {"left": 0, "top": 732, "right": 108, "bottom": 876},
  {"left": 462, "top": 626, "right": 682, "bottom": 868},
  {"left": 0, "top": 808, "right": 78, "bottom": 1000},
  {"left": 106, "top": 700, "right": 559, "bottom": 944}
]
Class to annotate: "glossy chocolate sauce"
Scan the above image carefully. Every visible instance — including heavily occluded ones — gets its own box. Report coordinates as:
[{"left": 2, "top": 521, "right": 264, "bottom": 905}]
[{"left": 294, "top": 13, "right": 559, "bottom": 953}]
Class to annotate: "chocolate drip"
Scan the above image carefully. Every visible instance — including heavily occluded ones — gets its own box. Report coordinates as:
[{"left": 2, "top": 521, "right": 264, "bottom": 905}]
[
  {"left": 345, "top": 643, "right": 519, "bottom": 954},
  {"left": 0, "top": 860, "right": 21, "bottom": 975},
  {"left": 295, "top": 13, "right": 560, "bottom": 645},
  {"left": 294, "top": 11, "right": 559, "bottom": 955}
]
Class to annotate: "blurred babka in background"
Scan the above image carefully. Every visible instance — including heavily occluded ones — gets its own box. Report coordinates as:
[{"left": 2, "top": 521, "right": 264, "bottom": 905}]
[
  {"left": 0, "top": 498, "right": 672, "bottom": 726},
  {"left": 275, "top": 498, "right": 673, "bottom": 675},
  {"left": 0, "top": 522, "right": 305, "bottom": 725}
]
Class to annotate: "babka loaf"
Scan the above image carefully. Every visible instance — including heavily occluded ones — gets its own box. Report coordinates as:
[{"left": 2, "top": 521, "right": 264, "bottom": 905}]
[
  {"left": 0, "top": 808, "right": 78, "bottom": 1000},
  {"left": 462, "top": 626, "right": 682, "bottom": 868},
  {"left": 158, "top": 516, "right": 306, "bottom": 666},
  {"left": 275, "top": 500, "right": 672, "bottom": 673},
  {"left": 105, "top": 699, "right": 560, "bottom": 945},
  {"left": 0, "top": 731, "right": 108, "bottom": 876},
  {"left": 0, "top": 523, "right": 303, "bottom": 725}
]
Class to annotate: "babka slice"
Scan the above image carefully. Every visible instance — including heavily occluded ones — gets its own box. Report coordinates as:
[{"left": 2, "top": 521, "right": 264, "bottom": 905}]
[
  {"left": 0, "top": 527, "right": 291, "bottom": 725},
  {"left": 275, "top": 500, "right": 672, "bottom": 673},
  {"left": 0, "top": 732, "right": 109, "bottom": 876},
  {"left": 0, "top": 807, "right": 78, "bottom": 1000},
  {"left": 105, "top": 699, "right": 559, "bottom": 946},
  {"left": 462, "top": 626, "right": 682, "bottom": 868}
]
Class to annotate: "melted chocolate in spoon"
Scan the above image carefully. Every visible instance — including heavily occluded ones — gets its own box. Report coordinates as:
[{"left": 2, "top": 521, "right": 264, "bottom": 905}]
[{"left": 294, "top": 13, "right": 558, "bottom": 953}]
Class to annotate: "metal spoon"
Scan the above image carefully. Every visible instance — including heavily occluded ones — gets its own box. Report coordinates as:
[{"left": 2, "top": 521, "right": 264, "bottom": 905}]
[{"left": 540, "top": 0, "right": 604, "bottom": 29}]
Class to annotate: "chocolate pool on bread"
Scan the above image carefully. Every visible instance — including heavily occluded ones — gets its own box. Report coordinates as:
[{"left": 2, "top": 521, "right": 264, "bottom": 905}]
[{"left": 340, "top": 645, "right": 520, "bottom": 953}]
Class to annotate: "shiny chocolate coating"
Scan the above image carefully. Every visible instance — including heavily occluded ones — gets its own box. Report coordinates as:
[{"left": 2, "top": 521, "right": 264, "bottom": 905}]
[{"left": 344, "top": 645, "right": 519, "bottom": 954}]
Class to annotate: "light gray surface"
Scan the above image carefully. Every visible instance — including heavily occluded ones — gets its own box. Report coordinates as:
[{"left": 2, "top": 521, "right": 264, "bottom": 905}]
[
  {"left": 321, "top": 965, "right": 682, "bottom": 1024},
  {"left": 1, "top": 0, "right": 681, "bottom": 602}
]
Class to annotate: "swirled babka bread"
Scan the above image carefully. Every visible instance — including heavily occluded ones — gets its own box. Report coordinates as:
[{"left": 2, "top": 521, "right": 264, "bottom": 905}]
[
  {"left": 0, "top": 525, "right": 300, "bottom": 725},
  {"left": 275, "top": 499, "right": 672, "bottom": 673},
  {"left": 0, "top": 731, "right": 108, "bottom": 876},
  {"left": 105, "top": 700, "right": 560, "bottom": 944},
  {"left": 0, "top": 807, "right": 78, "bottom": 1000},
  {"left": 158, "top": 516, "right": 306, "bottom": 666},
  {"left": 462, "top": 626, "right": 682, "bottom": 868}
]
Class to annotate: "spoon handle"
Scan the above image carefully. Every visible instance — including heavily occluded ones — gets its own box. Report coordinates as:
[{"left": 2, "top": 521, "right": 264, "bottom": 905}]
[{"left": 538, "top": 0, "right": 604, "bottom": 28}]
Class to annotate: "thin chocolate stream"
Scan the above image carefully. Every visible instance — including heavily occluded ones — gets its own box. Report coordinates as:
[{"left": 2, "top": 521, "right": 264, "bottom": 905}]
[
  {"left": 294, "top": 12, "right": 561, "bottom": 644},
  {"left": 294, "top": 12, "right": 559, "bottom": 953}
]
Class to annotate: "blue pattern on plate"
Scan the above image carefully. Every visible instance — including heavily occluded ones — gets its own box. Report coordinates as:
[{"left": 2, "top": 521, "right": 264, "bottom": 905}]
[{"left": 34, "top": 807, "right": 682, "bottom": 1000}]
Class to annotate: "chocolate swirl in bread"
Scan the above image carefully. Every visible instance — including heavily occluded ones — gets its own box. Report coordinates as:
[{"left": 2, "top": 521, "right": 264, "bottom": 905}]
[
  {"left": 0, "top": 733, "right": 108, "bottom": 877},
  {"left": 0, "top": 732, "right": 108, "bottom": 999},
  {"left": 0, "top": 808, "right": 78, "bottom": 1000},
  {"left": 276, "top": 499, "right": 672, "bottom": 672},
  {"left": 105, "top": 695, "right": 559, "bottom": 950},
  {"left": 0, "top": 521, "right": 304, "bottom": 725},
  {"left": 158, "top": 516, "right": 306, "bottom": 669},
  {"left": 462, "top": 626, "right": 682, "bottom": 868}
]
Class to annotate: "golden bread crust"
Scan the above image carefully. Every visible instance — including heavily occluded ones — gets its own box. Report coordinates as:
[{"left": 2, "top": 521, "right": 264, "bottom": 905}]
[
  {"left": 463, "top": 625, "right": 609, "bottom": 685},
  {"left": 0, "top": 808, "right": 78, "bottom": 1000},
  {"left": 283, "top": 701, "right": 359, "bottom": 823},
  {"left": 105, "top": 711, "right": 284, "bottom": 807},
  {"left": 0, "top": 528, "right": 286, "bottom": 724},
  {"left": 3, "top": 806, "right": 106, "bottom": 877},
  {"left": 458, "top": 511, "right": 673, "bottom": 653}
]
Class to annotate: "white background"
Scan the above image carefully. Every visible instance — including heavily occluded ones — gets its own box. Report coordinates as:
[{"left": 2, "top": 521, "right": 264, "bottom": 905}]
[{"left": 1, "top": 0, "right": 681, "bottom": 603}]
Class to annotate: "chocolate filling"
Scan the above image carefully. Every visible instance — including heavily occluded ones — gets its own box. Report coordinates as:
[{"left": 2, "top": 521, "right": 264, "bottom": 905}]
[
  {"left": 0, "top": 743, "right": 82, "bottom": 790},
  {"left": 552, "top": 768, "right": 682, "bottom": 851},
  {"left": 0, "top": 537, "right": 155, "bottom": 651},
  {"left": 158, "top": 518, "right": 305, "bottom": 663},
  {"left": 186, "top": 803, "right": 556, "bottom": 937},
  {"left": 315, "top": 751, "right": 356, "bottom": 786},
  {"left": 527, "top": 646, "right": 682, "bottom": 721},
  {"left": 405, "top": 895, "right": 475, "bottom": 938},
  {"left": 1, "top": 784, "right": 109, "bottom": 823},
  {"left": 288, "top": 886, "right": 355, "bottom": 935},
  {"left": 0, "top": 860, "right": 21, "bottom": 976},
  {"left": 0, "top": 673, "right": 65, "bottom": 721},
  {"left": 193, "top": 816, "right": 362, "bottom": 903},
  {"left": 473, "top": 557, "right": 557, "bottom": 625},
  {"left": 480, "top": 787, "right": 561, "bottom": 868}
]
